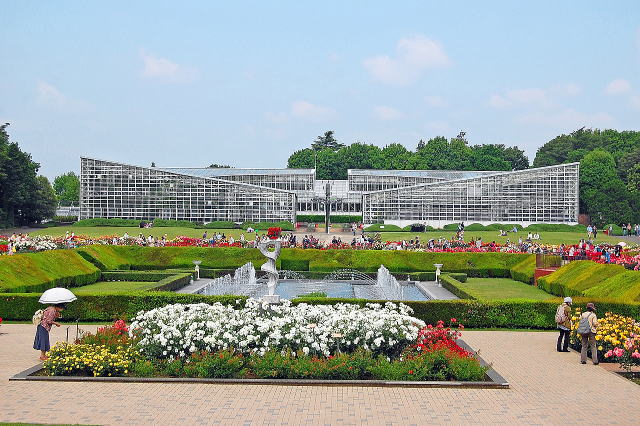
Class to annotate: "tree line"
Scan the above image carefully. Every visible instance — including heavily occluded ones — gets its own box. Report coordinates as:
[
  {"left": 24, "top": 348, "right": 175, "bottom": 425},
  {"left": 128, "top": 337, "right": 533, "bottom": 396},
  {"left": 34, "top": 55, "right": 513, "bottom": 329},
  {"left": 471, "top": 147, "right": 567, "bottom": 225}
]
[
  {"left": 0, "top": 124, "right": 57, "bottom": 227},
  {"left": 287, "top": 131, "right": 529, "bottom": 180},
  {"left": 288, "top": 129, "right": 640, "bottom": 224}
]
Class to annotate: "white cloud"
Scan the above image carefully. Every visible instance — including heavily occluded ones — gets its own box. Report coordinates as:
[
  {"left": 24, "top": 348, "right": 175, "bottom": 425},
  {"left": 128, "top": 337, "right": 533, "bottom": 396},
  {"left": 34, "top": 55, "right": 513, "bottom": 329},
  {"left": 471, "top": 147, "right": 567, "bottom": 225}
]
[
  {"left": 425, "top": 95, "right": 448, "bottom": 108},
  {"left": 604, "top": 79, "right": 632, "bottom": 95},
  {"left": 489, "top": 84, "right": 580, "bottom": 109},
  {"left": 372, "top": 105, "right": 404, "bottom": 120},
  {"left": 290, "top": 101, "right": 335, "bottom": 121},
  {"left": 140, "top": 51, "right": 196, "bottom": 83},
  {"left": 363, "top": 35, "right": 450, "bottom": 85},
  {"left": 35, "top": 81, "right": 90, "bottom": 113},
  {"left": 425, "top": 121, "right": 451, "bottom": 135},
  {"left": 266, "top": 101, "right": 335, "bottom": 124},
  {"left": 518, "top": 108, "right": 613, "bottom": 128}
]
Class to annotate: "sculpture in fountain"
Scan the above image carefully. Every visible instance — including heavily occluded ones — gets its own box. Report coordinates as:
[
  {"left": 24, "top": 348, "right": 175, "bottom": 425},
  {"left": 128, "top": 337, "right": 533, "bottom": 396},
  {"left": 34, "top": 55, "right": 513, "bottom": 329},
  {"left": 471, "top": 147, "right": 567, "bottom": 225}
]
[{"left": 258, "top": 239, "right": 282, "bottom": 303}]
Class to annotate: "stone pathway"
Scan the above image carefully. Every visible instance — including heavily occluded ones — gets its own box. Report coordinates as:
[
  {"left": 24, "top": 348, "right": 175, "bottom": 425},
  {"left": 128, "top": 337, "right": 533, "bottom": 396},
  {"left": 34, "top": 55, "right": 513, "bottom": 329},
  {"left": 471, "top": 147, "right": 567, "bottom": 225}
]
[
  {"left": 176, "top": 278, "right": 216, "bottom": 294},
  {"left": 416, "top": 281, "right": 458, "bottom": 300},
  {"left": 1, "top": 324, "right": 640, "bottom": 425}
]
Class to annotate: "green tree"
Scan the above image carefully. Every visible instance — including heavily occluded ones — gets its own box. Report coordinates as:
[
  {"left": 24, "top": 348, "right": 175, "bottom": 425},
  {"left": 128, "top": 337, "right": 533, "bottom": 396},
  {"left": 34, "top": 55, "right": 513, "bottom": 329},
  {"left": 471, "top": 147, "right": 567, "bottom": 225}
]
[
  {"left": 53, "top": 172, "right": 80, "bottom": 206},
  {"left": 409, "top": 136, "right": 472, "bottom": 170},
  {"left": 377, "top": 143, "right": 411, "bottom": 170},
  {"left": 333, "top": 143, "right": 382, "bottom": 179},
  {"left": 311, "top": 131, "right": 345, "bottom": 151},
  {"left": 21, "top": 176, "right": 57, "bottom": 223},
  {"left": 315, "top": 149, "right": 339, "bottom": 180},
  {"left": 287, "top": 148, "right": 315, "bottom": 169},
  {"left": 580, "top": 150, "right": 633, "bottom": 224}
]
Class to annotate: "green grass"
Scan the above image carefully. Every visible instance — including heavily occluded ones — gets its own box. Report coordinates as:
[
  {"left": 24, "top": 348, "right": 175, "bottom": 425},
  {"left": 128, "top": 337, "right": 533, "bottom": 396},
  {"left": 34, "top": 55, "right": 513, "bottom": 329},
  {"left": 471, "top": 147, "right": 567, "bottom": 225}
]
[
  {"left": 29, "top": 226, "right": 249, "bottom": 239},
  {"left": 368, "top": 230, "right": 622, "bottom": 245},
  {"left": 73, "top": 281, "right": 163, "bottom": 294},
  {"left": 0, "top": 250, "right": 100, "bottom": 292},
  {"left": 453, "top": 278, "right": 555, "bottom": 300}
]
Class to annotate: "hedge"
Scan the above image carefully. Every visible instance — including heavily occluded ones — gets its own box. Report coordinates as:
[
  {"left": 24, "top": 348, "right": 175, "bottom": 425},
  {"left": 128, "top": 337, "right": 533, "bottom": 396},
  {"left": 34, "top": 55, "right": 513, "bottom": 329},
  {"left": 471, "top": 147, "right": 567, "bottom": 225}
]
[
  {"left": 509, "top": 256, "right": 536, "bottom": 285},
  {"left": 440, "top": 275, "right": 475, "bottom": 300},
  {"left": 0, "top": 250, "right": 101, "bottom": 293},
  {"left": 538, "top": 261, "right": 640, "bottom": 301},
  {"left": 524, "top": 223, "right": 587, "bottom": 232},
  {"left": 280, "top": 259, "right": 310, "bottom": 271},
  {"left": 242, "top": 221, "right": 294, "bottom": 231},
  {"left": 605, "top": 223, "right": 623, "bottom": 236},
  {"left": 199, "top": 221, "right": 237, "bottom": 229},
  {"left": 2, "top": 292, "right": 639, "bottom": 327},
  {"left": 74, "top": 218, "right": 143, "bottom": 227},
  {"left": 76, "top": 246, "right": 533, "bottom": 274},
  {"left": 401, "top": 224, "right": 435, "bottom": 232},
  {"left": 296, "top": 215, "right": 362, "bottom": 223}
]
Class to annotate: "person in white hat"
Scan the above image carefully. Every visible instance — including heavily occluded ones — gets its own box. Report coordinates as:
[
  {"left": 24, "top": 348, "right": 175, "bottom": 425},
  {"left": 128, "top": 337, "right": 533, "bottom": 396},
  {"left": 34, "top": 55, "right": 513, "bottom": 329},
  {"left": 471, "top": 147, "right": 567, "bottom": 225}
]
[{"left": 555, "top": 297, "right": 573, "bottom": 352}]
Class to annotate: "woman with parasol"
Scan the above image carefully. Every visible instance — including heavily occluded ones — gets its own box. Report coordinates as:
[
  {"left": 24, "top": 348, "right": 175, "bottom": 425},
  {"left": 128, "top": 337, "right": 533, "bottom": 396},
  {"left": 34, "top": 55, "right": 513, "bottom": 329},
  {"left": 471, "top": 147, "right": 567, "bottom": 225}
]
[{"left": 33, "top": 288, "right": 77, "bottom": 361}]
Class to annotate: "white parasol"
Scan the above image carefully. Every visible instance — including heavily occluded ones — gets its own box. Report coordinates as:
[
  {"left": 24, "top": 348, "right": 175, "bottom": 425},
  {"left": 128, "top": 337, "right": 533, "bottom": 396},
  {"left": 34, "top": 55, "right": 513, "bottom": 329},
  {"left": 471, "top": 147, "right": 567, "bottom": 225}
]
[
  {"left": 38, "top": 288, "right": 77, "bottom": 304},
  {"left": 617, "top": 242, "right": 627, "bottom": 247}
]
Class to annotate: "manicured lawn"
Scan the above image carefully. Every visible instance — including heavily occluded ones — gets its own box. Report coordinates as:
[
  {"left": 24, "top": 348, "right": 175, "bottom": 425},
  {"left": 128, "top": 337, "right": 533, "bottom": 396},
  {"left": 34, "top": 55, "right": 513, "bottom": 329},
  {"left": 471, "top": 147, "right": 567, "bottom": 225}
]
[
  {"left": 73, "top": 281, "right": 161, "bottom": 294},
  {"left": 369, "top": 230, "right": 622, "bottom": 245},
  {"left": 454, "top": 278, "right": 555, "bottom": 300},
  {"left": 30, "top": 226, "right": 248, "bottom": 239}
]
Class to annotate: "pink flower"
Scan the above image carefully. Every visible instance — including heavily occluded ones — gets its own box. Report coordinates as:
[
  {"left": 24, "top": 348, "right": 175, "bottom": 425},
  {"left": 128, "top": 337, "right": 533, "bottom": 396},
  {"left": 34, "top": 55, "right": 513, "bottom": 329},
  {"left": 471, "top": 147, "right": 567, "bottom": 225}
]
[
  {"left": 605, "top": 350, "right": 613, "bottom": 358},
  {"left": 613, "top": 347, "right": 625, "bottom": 357},
  {"left": 632, "top": 351, "right": 640, "bottom": 359}
]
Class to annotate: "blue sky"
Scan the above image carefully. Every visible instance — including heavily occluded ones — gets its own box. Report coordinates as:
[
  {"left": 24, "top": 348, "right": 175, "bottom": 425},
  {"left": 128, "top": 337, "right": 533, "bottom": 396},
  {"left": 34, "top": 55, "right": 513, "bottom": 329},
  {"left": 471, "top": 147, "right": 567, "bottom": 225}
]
[{"left": 1, "top": 1, "right": 639, "bottom": 179}]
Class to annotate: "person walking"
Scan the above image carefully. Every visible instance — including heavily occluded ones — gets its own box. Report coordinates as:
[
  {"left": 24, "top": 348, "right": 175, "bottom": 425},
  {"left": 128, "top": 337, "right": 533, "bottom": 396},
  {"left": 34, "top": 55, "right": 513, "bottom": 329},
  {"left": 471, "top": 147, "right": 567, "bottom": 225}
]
[
  {"left": 555, "top": 297, "right": 573, "bottom": 352},
  {"left": 577, "top": 303, "right": 599, "bottom": 365},
  {"left": 33, "top": 303, "right": 65, "bottom": 361}
]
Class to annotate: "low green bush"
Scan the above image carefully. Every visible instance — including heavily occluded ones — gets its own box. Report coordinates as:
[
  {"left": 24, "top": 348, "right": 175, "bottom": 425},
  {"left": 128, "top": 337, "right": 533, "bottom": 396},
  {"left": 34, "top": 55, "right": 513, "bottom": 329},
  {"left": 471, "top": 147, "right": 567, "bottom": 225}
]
[
  {"left": 199, "top": 221, "right": 237, "bottom": 229},
  {"left": 524, "top": 223, "right": 587, "bottom": 232},
  {"left": 242, "top": 221, "right": 294, "bottom": 231},
  {"left": 152, "top": 219, "right": 199, "bottom": 227},
  {"left": 3, "top": 292, "right": 640, "bottom": 328},
  {"left": 296, "top": 215, "right": 362, "bottom": 223},
  {"left": 99, "top": 271, "right": 193, "bottom": 291},
  {"left": 74, "top": 218, "right": 143, "bottom": 227},
  {"left": 280, "top": 258, "right": 310, "bottom": 271},
  {"left": 604, "top": 223, "right": 623, "bottom": 236},
  {"left": 440, "top": 275, "right": 475, "bottom": 300},
  {"left": 401, "top": 224, "right": 435, "bottom": 232},
  {"left": 509, "top": 256, "right": 536, "bottom": 285},
  {"left": 53, "top": 215, "right": 78, "bottom": 222},
  {"left": 464, "top": 223, "right": 487, "bottom": 231}
]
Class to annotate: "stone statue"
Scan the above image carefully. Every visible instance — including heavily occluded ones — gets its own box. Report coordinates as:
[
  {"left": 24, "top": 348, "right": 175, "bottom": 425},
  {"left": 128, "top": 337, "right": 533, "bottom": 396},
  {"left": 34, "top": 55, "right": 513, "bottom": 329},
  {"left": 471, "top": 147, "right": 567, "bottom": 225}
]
[{"left": 258, "top": 239, "right": 281, "bottom": 301}]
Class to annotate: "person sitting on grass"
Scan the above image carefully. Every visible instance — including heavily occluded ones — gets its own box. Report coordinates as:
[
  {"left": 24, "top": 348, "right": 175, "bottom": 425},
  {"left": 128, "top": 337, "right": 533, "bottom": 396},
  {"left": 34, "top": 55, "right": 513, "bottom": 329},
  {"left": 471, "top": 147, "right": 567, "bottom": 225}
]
[{"left": 33, "top": 303, "right": 65, "bottom": 361}]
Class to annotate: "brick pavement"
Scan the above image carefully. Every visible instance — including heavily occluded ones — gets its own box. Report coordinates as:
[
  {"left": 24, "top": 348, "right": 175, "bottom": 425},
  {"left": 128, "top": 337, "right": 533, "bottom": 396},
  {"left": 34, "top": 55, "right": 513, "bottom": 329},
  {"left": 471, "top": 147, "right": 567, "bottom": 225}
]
[{"left": 1, "top": 324, "right": 640, "bottom": 425}]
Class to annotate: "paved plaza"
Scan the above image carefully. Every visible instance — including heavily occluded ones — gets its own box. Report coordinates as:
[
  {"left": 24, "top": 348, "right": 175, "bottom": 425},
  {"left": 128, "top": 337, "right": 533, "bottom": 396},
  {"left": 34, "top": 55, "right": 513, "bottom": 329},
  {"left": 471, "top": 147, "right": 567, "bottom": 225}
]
[{"left": 1, "top": 324, "right": 639, "bottom": 425}]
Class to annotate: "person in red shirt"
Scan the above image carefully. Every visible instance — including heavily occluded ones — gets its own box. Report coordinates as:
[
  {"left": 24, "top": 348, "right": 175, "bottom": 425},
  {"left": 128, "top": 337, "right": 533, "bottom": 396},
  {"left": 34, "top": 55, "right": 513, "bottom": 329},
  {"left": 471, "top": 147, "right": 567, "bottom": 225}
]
[{"left": 33, "top": 304, "right": 65, "bottom": 361}]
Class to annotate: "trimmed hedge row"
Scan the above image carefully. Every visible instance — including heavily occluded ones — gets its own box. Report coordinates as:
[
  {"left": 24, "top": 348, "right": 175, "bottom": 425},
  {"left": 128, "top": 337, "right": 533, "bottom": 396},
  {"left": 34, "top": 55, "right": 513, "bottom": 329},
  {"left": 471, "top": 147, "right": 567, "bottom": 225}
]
[
  {"left": 509, "top": 256, "right": 536, "bottom": 285},
  {"left": 5, "top": 292, "right": 637, "bottom": 328},
  {"left": 101, "top": 271, "right": 193, "bottom": 292},
  {"left": 77, "top": 246, "right": 532, "bottom": 275},
  {"left": 538, "top": 261, "right": 640, "bottom": 301},
  {"left": 440, "top": 275, "right": 475, "bottom": 300},
  {"left": 242, "top": 221, "right": 294, "bottom": 231},
  {"left": 364, "top": 223, "right": 588, "bottom": 233},
  {"left": 296, "top": 215, "right": 362, "bottom": 223},
  {"left": 0, "top": 250, "right": 101, "bottom": 293}
]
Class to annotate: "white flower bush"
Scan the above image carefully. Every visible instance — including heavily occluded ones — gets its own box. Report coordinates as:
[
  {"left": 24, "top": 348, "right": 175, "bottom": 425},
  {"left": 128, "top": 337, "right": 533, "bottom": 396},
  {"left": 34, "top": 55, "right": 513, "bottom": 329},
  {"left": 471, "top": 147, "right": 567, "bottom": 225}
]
[{"left": 130, "top": 299, "right": 425, "bottom": 359}]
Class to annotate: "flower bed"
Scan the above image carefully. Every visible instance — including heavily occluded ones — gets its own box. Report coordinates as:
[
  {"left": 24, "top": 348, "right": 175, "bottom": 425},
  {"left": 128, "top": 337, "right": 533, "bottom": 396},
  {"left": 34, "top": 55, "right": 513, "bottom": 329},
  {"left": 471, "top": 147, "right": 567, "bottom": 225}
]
[
  {"left": 130, "top": 300, "right": 425, "bottom": 359},
  {"left": 569, "top": 311, "right": 640, "bottom": 363},
  {"left": 36, "top": 311, "right": 490, "bottom": 383}
]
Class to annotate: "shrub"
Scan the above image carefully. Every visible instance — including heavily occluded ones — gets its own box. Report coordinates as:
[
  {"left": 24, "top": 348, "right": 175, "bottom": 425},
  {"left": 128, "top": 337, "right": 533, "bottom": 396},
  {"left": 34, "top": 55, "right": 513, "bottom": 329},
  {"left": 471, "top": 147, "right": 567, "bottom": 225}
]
[
  {"left": 74, "top": 218, "right": 142, "bottom": 227},
  {"left": 199, "top": 221, "right": 237, "bottom": 229},
  {"left": 44, "top": 342, "right": 139, "bottom": 377},
  {"left": 53, "top": 215, "right": 78, "bottom": 222},
  {"left": 296, "top": 215, "right": 362, "bottom": 223},
  {"left": 440, "top": 275, "right": 475, "bottom": 300},
  {"left": 242, "top": 221, "right": 294, "bottom": 231},
  {"left": 190, "top": 350, "right": 246, "bottom": 378},
  {"left": 524, "top": 223, "right": 587, "bottom": 232},
  {"left": 280, "top": 258, "right": 310, "bottom": 271},
  {"left": 401, "top": 224, "right": 435, "bottom": 232},
  {"left": 152, "top": 219, "right": 199, "bottom": 227},
  {"left": 510, "top": 256, "right": 536, "bottom": 284},
  {"left": 604, "top": 223, "right": 623, "bottom": 236},
  {"left": 538, "top": 261, "right": 640, "bottom": 301}
]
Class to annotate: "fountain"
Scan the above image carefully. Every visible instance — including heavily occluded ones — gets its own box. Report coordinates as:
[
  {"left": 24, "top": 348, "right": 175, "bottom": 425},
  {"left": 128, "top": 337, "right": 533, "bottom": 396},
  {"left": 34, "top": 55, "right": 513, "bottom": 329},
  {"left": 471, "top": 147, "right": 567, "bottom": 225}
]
[
  {"left": 258, "top": 239, "right": 282, "bottom": 304},
  {"left": 375, "top": 265, "right": 404, "bottom": 300},
  {"left": 197, "top": 262, "right": 259, "bottom": 296}
]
